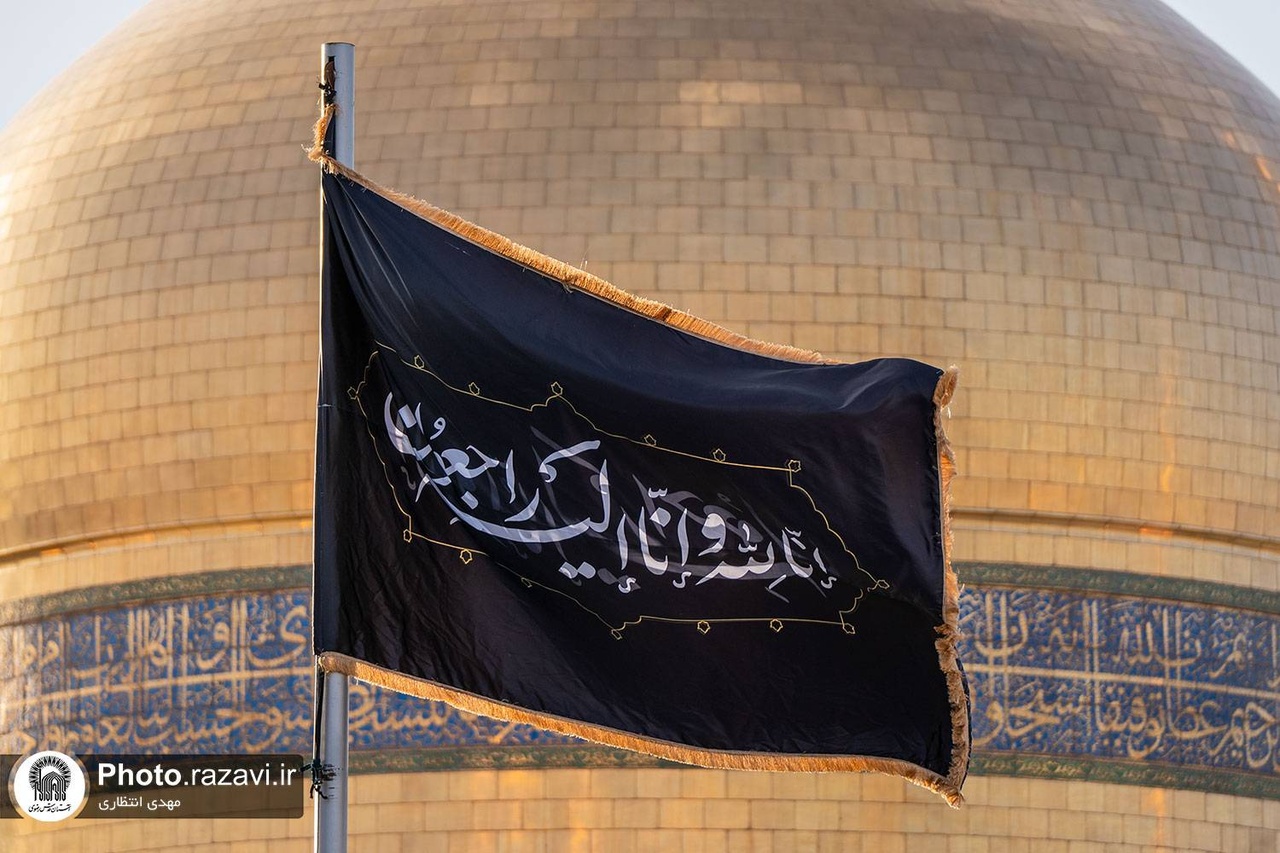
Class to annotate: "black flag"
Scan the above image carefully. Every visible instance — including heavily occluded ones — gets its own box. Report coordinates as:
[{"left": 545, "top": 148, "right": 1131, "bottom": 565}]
[{"left": 312, "top": 156, "right": 968, "bottom": 804}]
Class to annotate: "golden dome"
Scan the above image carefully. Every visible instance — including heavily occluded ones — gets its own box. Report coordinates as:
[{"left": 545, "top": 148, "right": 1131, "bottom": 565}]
[
  {"left": 2, "top": 0, "right": 1279, "bottom": 848},
  {"left": 2, "top": 0, "right": 1277, "bottom": 570}
]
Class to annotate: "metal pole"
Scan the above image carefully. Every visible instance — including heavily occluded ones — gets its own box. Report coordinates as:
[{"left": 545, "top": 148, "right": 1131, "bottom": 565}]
[
  {"left": 315, "top": 669, "right": 349, "bottom": 852},
  {"left": 322, "top": 42, "right": 355, "bottom": 167},
  {"left": 315, "top": 40, "right": 353, "bottom": 853}
]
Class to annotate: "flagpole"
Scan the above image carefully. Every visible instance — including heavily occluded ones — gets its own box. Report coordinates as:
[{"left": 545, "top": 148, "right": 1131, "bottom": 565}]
[{"left": 315, "top": 40, "right": 354, "bottom": 853}]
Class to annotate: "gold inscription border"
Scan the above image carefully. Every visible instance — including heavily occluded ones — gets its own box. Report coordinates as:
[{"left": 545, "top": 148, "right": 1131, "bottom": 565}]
[
  {"left": 0, "top": 565, "right": 310, "bottom": 627},
  {"left": 347, "top": 746, "right": 1280, "bottom": 800},
  {"left": 957, "top": 562, "right": 1280, "bottom": 616},
  {"left": 5, "top": 562, "right": 1277, "bottom": 627}
]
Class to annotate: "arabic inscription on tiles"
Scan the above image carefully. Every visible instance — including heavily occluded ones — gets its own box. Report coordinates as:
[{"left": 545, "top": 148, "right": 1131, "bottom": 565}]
[
  {"left": 1, "top": 585, "right": 1277, "bottom": 781},
  {"left": 963, "top": 587, "right": 1279, "bottom": 773}
]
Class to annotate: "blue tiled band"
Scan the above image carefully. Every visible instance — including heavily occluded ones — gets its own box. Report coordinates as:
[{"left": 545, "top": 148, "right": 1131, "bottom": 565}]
[{"left": 1, "top": 563, "right": 1278, "bottom": 799}]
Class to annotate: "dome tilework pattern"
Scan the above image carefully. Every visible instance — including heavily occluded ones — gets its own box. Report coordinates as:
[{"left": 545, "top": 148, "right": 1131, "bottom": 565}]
[
  {"left": 2, "top": 0, "right": 1280, "bottom": 848},
  {"left": 1, "top": 0, "right": 1278, "bottom": 586}
]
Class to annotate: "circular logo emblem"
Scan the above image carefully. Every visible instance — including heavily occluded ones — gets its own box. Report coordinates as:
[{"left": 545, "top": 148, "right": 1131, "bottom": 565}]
[{"left": 10, "top": 750, "right": 88, "bottom": 822}]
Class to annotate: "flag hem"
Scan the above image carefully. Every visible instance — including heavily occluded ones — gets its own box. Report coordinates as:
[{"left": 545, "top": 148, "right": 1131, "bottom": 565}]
[
  {"left": 933, "top": 366, "right": 969, "bottom": 798},
  {"left": 317, "top": 649, "right": 964, "bottom": 807}
]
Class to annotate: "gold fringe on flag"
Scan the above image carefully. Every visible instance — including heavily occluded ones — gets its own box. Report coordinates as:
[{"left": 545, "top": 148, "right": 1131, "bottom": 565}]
[
  {"left": 309, "top": 106, "right": 968, "bottom": 807},
  {"left": 320, "top": 650, "right": 965, "bottom": 807},
  {"left": 932, "top": 366, "right": 968, "bottom": 802}
]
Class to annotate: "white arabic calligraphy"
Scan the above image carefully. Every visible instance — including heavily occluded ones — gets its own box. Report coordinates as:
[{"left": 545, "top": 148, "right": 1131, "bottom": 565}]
[{"left": 384, "top": 391, "right": 840, "bottom": 598}]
